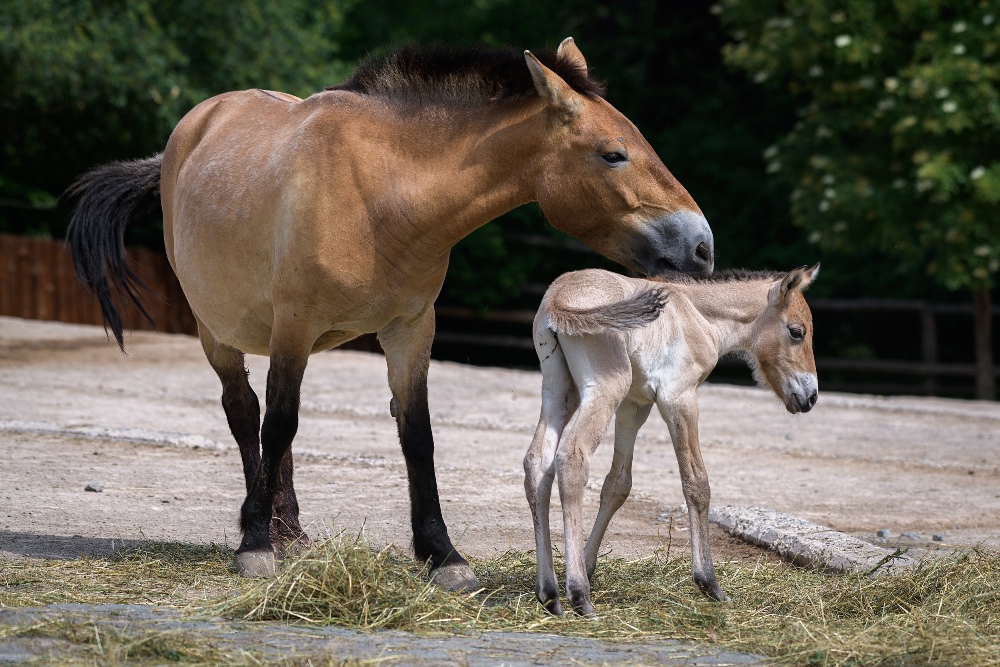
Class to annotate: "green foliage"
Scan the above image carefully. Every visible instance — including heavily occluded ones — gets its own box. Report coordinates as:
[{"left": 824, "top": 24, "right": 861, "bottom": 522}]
[
  {"left": 719, "top": 0, "right": 1000, "bottom": 292},
  {"left": 0, "top": 0, "right": 350, "bottom": 237}
]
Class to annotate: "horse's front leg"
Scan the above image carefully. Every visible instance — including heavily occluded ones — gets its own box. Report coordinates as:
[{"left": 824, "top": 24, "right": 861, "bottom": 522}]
[
  {"left": 584, "top": 399, "right": 651, "bottom": 580},
  {"left": 234, "top": 317, "right": 312, "bottom": 577},
  {"left": 379, "top": 309, "right": 480, "bottom": 591},
  {"left": 658, "top": 393, "right": 729, "bottom": 602}
]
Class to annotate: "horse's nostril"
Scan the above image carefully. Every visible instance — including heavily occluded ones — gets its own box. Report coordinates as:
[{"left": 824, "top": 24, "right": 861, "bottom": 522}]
[
  {"left": 808, "top": 391, "right": 818, "bottom": 408},
  {"left": 695, "top": 242, "right": 711, "bottom": 263}
]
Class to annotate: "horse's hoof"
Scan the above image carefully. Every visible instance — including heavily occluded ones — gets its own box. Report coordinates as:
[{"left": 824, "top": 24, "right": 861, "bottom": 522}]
[
  {"left": 571, "top": 600, "right": 597, "bottom": 617},
  {"left": 235, "top": 550, "right": 277, "bottom": 578},
  {"left": 430, "top": 563, "right": 481, "bottom": 592}
]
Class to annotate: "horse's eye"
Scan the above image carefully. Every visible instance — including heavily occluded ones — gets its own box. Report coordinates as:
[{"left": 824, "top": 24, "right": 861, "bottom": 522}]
[
  {"left": 601, "top": 151, "right": 628, "bottom": 165},
  {"left": 788, "top": 326, "right": 805, "bottom": 341}
]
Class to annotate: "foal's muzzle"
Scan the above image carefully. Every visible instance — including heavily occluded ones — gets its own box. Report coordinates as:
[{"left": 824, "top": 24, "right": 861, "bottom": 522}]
[{"left": 785, "top": 373, "right": 819, "bottom": 414}]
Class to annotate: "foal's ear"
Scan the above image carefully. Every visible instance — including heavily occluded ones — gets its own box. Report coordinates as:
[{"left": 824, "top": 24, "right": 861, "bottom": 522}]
[
  {"left": 557, "top": 37, "right": 588, "bottom": 71},
  {"left": 525, "top": 50, "right": 584, "bottom": 118},
  {"left": 771, "top": 263, "right": 821, "bottom": 304}
]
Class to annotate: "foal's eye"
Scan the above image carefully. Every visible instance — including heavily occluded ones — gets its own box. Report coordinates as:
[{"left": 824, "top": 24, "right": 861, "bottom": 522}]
[
  {"left": 788, "top": 326, "right": 805, "bottom": 341},
  {"left": 601, "top": 151, "right": 628, "bottom": 165}
]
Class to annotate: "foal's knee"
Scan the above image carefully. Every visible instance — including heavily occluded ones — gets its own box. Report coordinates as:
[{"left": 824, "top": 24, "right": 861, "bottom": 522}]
[{"left": 682, "top": 470, "right": 711, "bottom": 512}]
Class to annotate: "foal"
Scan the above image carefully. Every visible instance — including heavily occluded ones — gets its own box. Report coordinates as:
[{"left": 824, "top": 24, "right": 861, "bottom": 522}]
[{"left": 524, "top": 265, "right": 820, "bottom": 615}]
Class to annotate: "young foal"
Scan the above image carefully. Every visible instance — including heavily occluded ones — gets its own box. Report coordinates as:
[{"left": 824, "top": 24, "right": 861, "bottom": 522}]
[{"left": 525, "top": 265, "right": 820, "bottom": 615}]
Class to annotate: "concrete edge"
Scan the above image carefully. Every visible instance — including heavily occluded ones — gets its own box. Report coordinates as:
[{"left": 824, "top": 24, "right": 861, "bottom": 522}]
[{"left": 710, "top": 505, "right": 915, "bottom": 575}]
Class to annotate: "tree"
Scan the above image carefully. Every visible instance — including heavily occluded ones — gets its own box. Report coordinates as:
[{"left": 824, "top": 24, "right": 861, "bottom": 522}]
[
  {"left": 0, "top": 0, "right": 350, "bottom": 241},
  {"left": 718, "top": 0, "right": 1000, "bottom": 398}
]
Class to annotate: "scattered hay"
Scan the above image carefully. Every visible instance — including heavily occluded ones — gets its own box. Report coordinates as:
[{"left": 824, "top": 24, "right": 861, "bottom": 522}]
[
  {"left": 225, "top": 537, "right": 1000, "bottom": 666},
  {"left": 0, "top": 542, "right": 245, "bottom": 607},
  {"left": 3, "top": 538, "right": 999, "bottom": 665}
]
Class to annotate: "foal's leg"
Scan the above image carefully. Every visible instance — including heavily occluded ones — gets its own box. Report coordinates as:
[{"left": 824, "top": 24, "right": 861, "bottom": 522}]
[
  {"left": 557, "top": 336, "right": 631, "bottom": 616},
  {"left": 584, "top": 399, "right": 652, "bottom": 580},
  {"left": 234, "top": 318, "right": 312, "bottom": 577},
  {"left": 524, "top": 326, "right": 576, "bottom": 615},
  {"left": 379, "top": 309, "right": 479, "bottom": 591},
  {"left": 657, "top": 392, "right": 728, "bottom": 602}
]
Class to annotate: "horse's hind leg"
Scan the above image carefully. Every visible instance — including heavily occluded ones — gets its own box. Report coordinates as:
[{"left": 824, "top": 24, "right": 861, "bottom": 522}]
[
  {"left": 557, "top": 335, "right": 631, "bottom": 616},
  {"left": 525, "top": 326, "right": 576, "bottom": 615},
  {"left": 199, "top": 322, "right": 307, "bottom": 556},
  {"left": 235, "top": 317, "right": 311, "bottom": 577},
  {"left": 379, "top": 309, "right": 479, "bottom": 592},
  {"left": 198, "top": 323, "right": 262, "bottom": 493},
  {"left": 584, "top": 399, "right": 651, "bottom": 580}
]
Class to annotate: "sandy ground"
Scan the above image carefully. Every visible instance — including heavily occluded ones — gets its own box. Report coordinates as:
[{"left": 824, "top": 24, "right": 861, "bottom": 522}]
[{"left": 1, "top": 316, "right": 999, "bottom": 566}]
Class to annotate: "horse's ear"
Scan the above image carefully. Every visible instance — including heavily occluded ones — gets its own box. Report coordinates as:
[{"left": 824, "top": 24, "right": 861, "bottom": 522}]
[
  {"left": 557, "top": 37, "right": 588, "bottom": 71},
  {"left": 771, "top": 263, "right": 820, "bottom": 304},
  {"left": 525, "top": 50, "right": 584, "bottom": 118}
]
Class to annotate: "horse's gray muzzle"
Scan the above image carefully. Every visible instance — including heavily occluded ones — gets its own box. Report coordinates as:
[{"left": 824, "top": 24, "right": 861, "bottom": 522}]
[{"left": 638, "top": 210, "right": 714, "bottom": 277}]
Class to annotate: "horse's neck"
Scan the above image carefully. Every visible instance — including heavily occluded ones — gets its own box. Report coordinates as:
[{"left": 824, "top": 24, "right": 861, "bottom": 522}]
[
  {"left": 673, "top": 280, "right": 771, "bottom": 356},
  {"left": 374, "top": 100, "right": 543, "bottom": 247}
]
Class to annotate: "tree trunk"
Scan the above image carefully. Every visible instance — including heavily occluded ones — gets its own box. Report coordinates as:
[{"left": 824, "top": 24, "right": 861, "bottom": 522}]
[{"left": 972, "top": 287, "right": 995, "bottom": 401}]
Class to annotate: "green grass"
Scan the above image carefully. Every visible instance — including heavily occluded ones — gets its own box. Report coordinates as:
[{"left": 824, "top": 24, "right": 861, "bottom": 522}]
[{"left": 3, "top": 538, "right": 1000, "bottom": 666}]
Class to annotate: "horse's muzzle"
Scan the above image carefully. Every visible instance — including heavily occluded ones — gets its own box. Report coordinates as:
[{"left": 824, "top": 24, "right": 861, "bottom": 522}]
[{"left": 637, "top": 210, "right": 714, "bottom": 277}]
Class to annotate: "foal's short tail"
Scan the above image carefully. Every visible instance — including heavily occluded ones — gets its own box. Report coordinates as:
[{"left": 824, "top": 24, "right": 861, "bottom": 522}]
[
  {"left": 547, "top": 288, "right": 668, "bottom": 336},
  {"left": 66, "top": 153, "right": 164, "bottom": 352}
]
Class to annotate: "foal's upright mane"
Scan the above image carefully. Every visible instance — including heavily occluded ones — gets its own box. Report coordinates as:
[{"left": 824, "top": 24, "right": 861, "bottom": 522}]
[
  {"left": 329, "top": 44, "right": 606, "bottom": 105},
  {"left": 650, "top": 269, "right": 786, "bottom": 285}
]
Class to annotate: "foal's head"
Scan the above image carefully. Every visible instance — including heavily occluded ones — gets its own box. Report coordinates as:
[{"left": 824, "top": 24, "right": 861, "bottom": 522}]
[
  {"left": 526, "top": 39, "right": 714, "bottom": 278},
  {"left": 750, "top": 265, "right": 820, "bottom": 414}
]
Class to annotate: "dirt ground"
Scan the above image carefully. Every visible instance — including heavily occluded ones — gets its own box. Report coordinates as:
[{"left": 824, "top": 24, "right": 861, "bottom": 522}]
[{"left": 2, "top": 316, "right": 999, "bottom": 567}]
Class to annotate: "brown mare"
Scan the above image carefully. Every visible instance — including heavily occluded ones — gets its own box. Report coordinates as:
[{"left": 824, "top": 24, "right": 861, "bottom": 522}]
[
  {"left": 526, "top": 265, "right": 819, "bottom": 614},
  {"left": 67, "top": 39, "right": 715, "bottom": 589}
]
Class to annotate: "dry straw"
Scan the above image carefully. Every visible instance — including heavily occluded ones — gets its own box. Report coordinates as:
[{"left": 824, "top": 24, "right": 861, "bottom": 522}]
[
  {"left": 224, "top": 535, "right": 1000, "bottom": 666},
  {"left": 3, "top": 538, "right": 999, "bottom": 665}
]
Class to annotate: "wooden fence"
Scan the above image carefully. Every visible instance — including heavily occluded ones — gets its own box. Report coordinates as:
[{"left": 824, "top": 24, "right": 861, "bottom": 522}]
[{"left": 0, "top": 233, "right": 197, "bottom": 335}]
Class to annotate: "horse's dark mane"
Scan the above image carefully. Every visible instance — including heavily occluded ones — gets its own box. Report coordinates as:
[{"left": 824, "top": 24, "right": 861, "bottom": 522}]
[
  {"left": 650, "top": 268, "right": 787, "bottom": 285},
  {"left": 328, "top": 44, "right": 605, "bottom": 105}
]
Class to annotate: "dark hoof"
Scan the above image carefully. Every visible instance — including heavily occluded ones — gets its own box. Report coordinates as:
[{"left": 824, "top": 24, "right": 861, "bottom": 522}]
[
  {"left": 539, "top": 596, "right": 564, "bottom": 616},
  {"left": 695, "top": 577, "right": 730, "bottom": 603},
  {"left": 430, "top": 563, "right": 481, "bottom": 592},
  {"left": 571, "top": 599, "right": 597, "bottom": 617},
  {"left": 235, "top": 550, "right": 277, "bottom": 578}
]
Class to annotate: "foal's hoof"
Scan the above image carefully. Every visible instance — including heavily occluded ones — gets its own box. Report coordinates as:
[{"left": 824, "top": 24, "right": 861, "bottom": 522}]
[
  {"left": 235, "top": 550, "right": 277, "bottom": 578},
  {"left": 696, "top": 579, "right": 730, "bottom": 603},
  {"left": 430, "top": 563, "right": 481, "bottom": 592},
  {"left": 540, "top": 597, "right": 564, "bottom": 616}
]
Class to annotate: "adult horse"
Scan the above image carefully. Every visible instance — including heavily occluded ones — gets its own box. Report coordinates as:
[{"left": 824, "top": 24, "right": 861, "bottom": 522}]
[{"left": 68, "top": 38, "right": 714, "bottom": 589}]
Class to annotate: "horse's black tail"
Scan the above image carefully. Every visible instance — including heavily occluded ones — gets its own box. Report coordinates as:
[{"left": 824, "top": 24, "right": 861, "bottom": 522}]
[{"left": 66, "top": 153, "right": 163, "bottom": 352}]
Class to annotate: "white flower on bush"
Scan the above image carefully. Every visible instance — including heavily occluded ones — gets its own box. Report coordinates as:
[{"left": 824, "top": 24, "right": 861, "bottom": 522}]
[
  {"left": 953, "top": 44, "right": 966, "bottom": 55},
  {"left": 834, "top": 34, "right": 852, "bottom": 48},
  {"left": 952, "top": 21, "right": 967, "bottom": 33},
  {"left": 970, "top": 166, "right": 986, "bottom": 180},
  {"left": 942, "top": 100, "right": 958, "bottom": 113}
]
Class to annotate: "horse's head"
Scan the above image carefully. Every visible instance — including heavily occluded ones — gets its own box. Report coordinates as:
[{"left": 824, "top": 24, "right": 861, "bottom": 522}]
[
  {"left": 525, "top": 39, "right": 713, "bottom": 277},
  {"left": 749, "top": 264, "right": 820, "bottom": 414}
]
